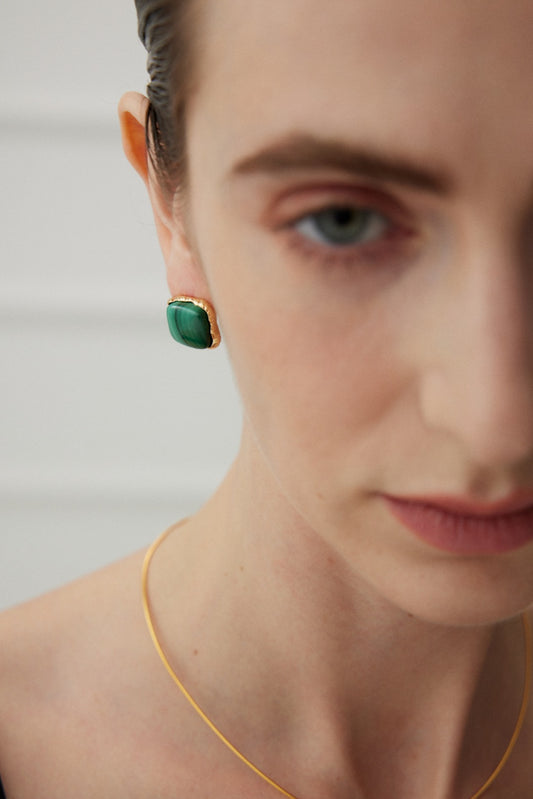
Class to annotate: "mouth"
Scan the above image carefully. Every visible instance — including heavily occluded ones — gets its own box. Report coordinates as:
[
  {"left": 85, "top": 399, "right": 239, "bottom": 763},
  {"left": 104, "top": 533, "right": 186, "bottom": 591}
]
[{"left": 381, "top": 492, "right": 533, "bottom": 555}]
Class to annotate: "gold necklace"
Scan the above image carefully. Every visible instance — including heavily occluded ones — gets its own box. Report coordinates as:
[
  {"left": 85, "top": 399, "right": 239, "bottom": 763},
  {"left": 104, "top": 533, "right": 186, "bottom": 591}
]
[{"left": 142, "top": 523, "right": 532, "bottom": 799}]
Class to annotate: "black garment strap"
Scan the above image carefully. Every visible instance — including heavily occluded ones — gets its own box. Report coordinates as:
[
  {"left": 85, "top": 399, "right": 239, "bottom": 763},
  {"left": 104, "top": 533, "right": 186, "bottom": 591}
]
[{"left": 0, "top": 775, "right": 5, "bottom": 798}]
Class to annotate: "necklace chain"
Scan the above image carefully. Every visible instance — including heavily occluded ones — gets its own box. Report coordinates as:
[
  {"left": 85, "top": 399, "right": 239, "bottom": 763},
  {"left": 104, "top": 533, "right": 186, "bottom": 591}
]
[{"left": 142, "top": 522, "right": 532, "bottom": 799}]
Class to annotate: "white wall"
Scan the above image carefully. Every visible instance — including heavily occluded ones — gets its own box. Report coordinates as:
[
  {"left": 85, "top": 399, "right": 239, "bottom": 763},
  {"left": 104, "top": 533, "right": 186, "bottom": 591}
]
[{"left": 1, "top": 1, "right": 242, "bottom": 609}]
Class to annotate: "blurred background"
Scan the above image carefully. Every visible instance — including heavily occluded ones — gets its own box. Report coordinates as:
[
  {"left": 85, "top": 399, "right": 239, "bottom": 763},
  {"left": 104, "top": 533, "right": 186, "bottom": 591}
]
[{"left": 0, "top": 0, "right": 241, "bottom": 608}]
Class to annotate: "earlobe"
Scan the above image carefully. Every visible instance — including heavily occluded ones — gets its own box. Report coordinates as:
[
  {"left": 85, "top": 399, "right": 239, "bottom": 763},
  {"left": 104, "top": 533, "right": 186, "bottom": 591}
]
[{"left": 118, "top": 91, "right": 150, "bottom": 184}]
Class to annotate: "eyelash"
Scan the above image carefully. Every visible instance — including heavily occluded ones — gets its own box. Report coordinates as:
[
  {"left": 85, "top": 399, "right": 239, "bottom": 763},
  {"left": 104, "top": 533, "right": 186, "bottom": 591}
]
[{"left": 278, "top": 197, "right": 415, "bottom": 270}]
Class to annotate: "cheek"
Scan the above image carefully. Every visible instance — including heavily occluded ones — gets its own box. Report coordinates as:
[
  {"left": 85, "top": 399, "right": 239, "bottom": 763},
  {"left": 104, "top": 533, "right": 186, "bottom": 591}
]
[
  {"left": 205, "top": 232, "right": 407, "bottom": 504},
  {"left": 235, "top": 318, "right": 412, "bottom": 532}
]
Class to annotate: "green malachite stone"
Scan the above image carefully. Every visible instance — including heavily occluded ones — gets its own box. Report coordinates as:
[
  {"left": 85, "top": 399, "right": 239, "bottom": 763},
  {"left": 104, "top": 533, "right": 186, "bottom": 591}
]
[{"left": 167, "top": 300, "right": 213, "bottom": 349}]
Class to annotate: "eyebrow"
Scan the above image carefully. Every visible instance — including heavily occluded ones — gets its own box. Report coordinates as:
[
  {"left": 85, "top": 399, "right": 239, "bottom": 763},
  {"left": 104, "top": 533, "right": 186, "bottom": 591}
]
[{"left": 229, "top": 133, "right": 453, "bottom": 195}]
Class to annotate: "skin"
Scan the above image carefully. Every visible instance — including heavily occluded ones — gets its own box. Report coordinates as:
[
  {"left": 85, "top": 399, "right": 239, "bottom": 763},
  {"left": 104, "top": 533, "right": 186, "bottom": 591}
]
[{"left": 2, "top": 0, "right": 533, "bottom": 797}]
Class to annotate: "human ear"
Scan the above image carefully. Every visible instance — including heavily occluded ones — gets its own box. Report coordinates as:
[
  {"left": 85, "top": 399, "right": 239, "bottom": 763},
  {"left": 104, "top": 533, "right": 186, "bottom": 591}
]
[
  {"left": 118, "top": 91, "right": 150, "bottom": 184},
  {"left": 118, "top": 91, "right": 209, "bottom": 300}
]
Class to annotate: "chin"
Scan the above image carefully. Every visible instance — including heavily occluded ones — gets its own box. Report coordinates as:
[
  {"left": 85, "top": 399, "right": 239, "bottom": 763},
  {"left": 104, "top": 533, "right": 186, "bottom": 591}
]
[{"left": 374, "top": 559, "right": 533, "bottom": 628}]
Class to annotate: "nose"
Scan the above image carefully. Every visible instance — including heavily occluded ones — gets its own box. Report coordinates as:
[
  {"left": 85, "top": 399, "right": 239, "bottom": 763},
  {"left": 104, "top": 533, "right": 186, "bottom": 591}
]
[{"left": 419, "top": 242, "right": 533, "bottom": 469}]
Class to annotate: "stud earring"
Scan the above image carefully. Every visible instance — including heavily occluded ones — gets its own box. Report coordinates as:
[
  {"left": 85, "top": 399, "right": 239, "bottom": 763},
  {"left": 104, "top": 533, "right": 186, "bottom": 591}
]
[{"left": 166, "top": 296, "right": 221, "bottom": 349}]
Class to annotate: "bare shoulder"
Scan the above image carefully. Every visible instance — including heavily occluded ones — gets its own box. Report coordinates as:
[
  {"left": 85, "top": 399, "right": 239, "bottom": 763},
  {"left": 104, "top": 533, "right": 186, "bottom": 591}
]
[
  {"left": 0, "top": 549, "right": 263, "bottom": 798},
  {"left": 0, "top": 549, "right": 164, "bottom": 796},
  {"left": 0, "top": 553, "right": 142, "bottom": 656},
  {"left": 0, "top": 548, "right": 148, "bottom": 691}
]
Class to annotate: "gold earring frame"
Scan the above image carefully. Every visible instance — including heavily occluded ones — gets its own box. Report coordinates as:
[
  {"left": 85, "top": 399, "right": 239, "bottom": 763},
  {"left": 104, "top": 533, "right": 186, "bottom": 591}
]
[{"left": 167, "top": 295, "right": 221, "bottom": 349}]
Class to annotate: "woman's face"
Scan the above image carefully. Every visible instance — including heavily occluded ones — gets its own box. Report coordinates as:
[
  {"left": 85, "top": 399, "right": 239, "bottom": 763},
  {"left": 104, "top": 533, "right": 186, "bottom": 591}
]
[{"left": 173, "top": 0, "right": 533, "bottom": 623}]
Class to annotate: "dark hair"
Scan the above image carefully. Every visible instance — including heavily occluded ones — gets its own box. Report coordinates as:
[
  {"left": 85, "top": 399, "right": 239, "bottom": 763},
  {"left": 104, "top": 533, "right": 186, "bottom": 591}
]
[{"left": 134, "top": 0, "right": 196, "bottom": 196}]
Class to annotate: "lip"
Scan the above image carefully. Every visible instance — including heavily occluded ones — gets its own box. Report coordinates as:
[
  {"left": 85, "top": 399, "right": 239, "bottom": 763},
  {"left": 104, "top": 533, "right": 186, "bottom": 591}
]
[{"left": 382, "top": 492, "right": 533, "bottom": 555}]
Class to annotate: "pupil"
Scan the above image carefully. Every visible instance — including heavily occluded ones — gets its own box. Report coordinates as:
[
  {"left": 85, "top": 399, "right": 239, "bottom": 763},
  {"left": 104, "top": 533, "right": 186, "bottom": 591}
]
[{"left": 333, "top": 208, "right": 355, "bottom": 226}]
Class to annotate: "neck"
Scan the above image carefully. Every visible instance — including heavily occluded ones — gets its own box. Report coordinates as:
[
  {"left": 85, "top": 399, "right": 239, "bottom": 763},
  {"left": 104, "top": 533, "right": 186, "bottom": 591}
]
[{"left": 152, "top": 433, "right": 528, "bottom": 799}]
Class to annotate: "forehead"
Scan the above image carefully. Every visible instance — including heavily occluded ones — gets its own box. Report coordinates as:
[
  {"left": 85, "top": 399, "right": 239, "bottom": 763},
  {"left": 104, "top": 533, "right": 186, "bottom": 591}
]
[{"left": 189, "top": 0, "right": 533, "bottom": 186}]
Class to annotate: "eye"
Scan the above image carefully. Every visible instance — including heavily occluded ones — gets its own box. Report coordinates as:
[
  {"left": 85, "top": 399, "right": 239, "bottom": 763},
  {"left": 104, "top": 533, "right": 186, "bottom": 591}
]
[{"left": 293, "top": 206, "right": 388, "bottom": 248}]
